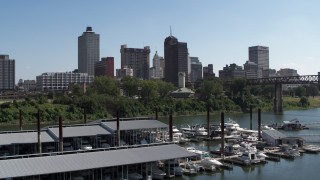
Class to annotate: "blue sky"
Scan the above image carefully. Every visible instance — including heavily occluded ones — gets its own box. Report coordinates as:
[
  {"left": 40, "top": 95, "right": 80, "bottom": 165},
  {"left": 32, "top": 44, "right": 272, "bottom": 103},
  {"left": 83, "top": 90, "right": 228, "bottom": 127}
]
[{"left": 1, "top": 0, "right": 320, "bottom": 82}]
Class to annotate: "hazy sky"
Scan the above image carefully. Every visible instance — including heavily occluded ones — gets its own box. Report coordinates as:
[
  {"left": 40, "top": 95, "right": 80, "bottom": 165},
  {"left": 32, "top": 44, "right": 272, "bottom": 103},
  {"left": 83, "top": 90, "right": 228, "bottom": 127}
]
[{"left": 1, "top": 0, "right": 320, "bottom": 82}]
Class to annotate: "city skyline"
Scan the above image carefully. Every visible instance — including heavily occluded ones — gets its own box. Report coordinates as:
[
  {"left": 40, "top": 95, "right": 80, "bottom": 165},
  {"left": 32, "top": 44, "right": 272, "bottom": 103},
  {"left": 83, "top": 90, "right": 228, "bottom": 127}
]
[{"left": 1, "top": 0, "right": 320, "bottom": 82}]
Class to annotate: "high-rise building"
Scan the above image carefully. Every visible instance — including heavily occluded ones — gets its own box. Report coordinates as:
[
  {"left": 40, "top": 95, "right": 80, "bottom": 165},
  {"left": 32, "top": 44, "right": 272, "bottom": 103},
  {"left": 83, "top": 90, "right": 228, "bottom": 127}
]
[
  {"left": 164, "top": 35, "right": 189, "bottom": 87},
  {"left": 0, "top": 55, "right": 15, "bottom": 90},
  {"left": 219, "top": 63, "right": 245, "bottom": 79},
  {"left": 120, "top": 45, "right": 150, "bottom": 80},
  {"left": 249, "top": 46, "right": 269, "bottom": 78},
  {"left": 149, "top": 51, "right": 165, "bottom": 79},
  {"left": 78, "top": 27, "right": 100, "bottom": 76},
  {"left": 203, "top": 64, "right": 215, "bottom": 79},
  {"left": 95, "top": 57, "right": 114, "bottom": 77},
  {"left": 190, "top": 57, "right": 202, "bottom": 83}
]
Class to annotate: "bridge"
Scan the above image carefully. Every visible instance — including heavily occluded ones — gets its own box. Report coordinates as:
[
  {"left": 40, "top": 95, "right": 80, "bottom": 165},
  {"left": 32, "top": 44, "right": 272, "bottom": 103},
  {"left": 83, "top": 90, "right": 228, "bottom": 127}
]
[{"left": 246, "top": 75, "right": 319, "bottom": 112}]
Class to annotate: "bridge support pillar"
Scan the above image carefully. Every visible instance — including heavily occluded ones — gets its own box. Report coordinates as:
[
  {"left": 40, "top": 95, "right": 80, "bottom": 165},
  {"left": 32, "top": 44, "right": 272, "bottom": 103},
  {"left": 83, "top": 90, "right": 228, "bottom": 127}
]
[{"left": 274, "top": 83, "right": 283, "bottom": 113}]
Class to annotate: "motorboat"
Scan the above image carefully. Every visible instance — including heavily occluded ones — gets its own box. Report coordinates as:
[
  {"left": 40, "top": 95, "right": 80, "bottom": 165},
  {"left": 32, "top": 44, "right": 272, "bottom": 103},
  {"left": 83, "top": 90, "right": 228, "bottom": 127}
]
[
  {"left": 200, "top": 157, "right": 223, "bottom": 167},
  {"left": 237, "top": 151, "right": 260, "bottom": 165},
  {"left": 281, "top": 118, "right": 308, "bottom": 130},
  {"left": 186, "top": 147, "right": 210, "bottom": 160},
  {"left": 224, "top": 144, "right": 242, "bottom": 156},
  {"left": 223, "top": 119, "right": 240, "bottom": 131}
]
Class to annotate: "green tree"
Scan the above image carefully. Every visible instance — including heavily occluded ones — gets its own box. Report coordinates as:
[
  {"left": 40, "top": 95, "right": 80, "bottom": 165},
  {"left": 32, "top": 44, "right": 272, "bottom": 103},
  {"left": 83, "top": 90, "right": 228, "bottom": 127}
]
[
  {"left": 306, "top": 84, "right": 319, "bottom": 98},
  {"left": 89, "top": 76, "right": 119, "bottom": 96},
  {"left": 230, "top": 78, "right": 246, "bottom": 98},
  {"left": 295, "top": 86, "right": 306, "bottom": 97},
  {"left": 121, "top": 77, "right": 140, "bottom": 97}
]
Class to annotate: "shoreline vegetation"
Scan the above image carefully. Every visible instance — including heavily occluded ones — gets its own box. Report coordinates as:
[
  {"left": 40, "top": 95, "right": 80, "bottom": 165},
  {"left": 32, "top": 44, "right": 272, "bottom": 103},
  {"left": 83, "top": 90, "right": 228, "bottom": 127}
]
[{"left": 0, "top": 77, "right": 319, "bottom": 126}]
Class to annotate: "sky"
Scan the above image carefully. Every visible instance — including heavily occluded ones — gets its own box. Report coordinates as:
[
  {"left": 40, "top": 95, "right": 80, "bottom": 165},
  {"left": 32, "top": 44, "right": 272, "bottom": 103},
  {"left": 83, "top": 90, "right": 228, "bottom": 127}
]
[{"left": 1, "top": 0, "right": 320, "bottom": 82}]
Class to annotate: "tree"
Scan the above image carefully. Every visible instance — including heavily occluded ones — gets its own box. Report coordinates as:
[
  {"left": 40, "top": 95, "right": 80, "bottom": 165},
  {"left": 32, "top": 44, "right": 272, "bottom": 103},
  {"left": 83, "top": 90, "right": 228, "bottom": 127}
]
[
  {"left": 306, "top": 84, "right": 319, "bottom": 98},
  {"left": 198, "top": 78, "right": 223, "bottom": 100},
  {"left": 299, "top": 96, "right": 309, "bottom": 107},
  {"left": 230, "top": 78, "right": 246, "bottom": 98},
  {"left": 140, "top": 80, "right": 158, "bottom": 104},
  {"left": 121, "top": 77, "right": 140, "bottom": 97},
  {"left": 89, "top": 76, "right": 120, "bottom": 96},
  {"left": 294, "top": 86, "right": 306, "bottom": 97},
  {"left": 155, "top": 80, "right": 175, "bottom": 97}
]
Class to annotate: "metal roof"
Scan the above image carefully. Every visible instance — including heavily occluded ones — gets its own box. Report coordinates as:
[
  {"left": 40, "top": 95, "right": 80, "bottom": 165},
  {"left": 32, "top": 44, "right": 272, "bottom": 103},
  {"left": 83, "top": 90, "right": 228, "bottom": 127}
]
[
  {"left": 0, "top": 144, "right": 194, "bottom": 178},
  {"left": 262, "top": 129, "right": 286, "bottom": 139},
  {"left": 48, "top": 125, "right": 111, "bottom": 138},
  {"left": 0, "top": 131, "right": 55, "bottom": 146},
  {"left": 101, "top": 120, "right": 168, "bottom": 132}
]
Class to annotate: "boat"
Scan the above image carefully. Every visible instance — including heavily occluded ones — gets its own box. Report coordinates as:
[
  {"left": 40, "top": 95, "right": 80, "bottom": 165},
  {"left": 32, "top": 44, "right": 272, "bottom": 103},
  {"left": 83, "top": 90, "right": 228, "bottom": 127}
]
[
  {"left": 276, "top": 118, "right": 308, "bottom": 130},
  {"left": 303, "top": 144, "right": 320, "bottom": 153},
  {"left": 200, "top": 157, "right": 223, "bottom": 167},
  {"left": 186, "top": 147, "right": 211, "bottom": 160},
  {"left": 182, "top": 162, "right": 198, "bottom": 175},
  {"left": 224, "top": 144, "right": 242, "bottom": 156},
  {"left": 223, "top": 119, "right": 240, "bottom": 131},
  {"left": 237, "top": 150, "right": 261, "bottom": 165},
  {"left": 180, "top": 124, "right": 208, "bottom": 136}
]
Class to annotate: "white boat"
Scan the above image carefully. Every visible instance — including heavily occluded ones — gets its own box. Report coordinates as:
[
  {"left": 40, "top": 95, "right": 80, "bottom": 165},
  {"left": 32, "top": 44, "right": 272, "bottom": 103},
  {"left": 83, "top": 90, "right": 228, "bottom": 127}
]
[
  {"left": 180, "top": 124, "right": 208, "bottom": 136},
  {"left": 224, "top": 144, "right": 242, "bottom": 156},
  {"left": 224, "top": 119, "right": 240, "bottom": 131},
  {"left": 186, "top": 147, "right": 210, "bottom": 160},
  {"left": 237, "top": 151, "right": 261, "bottom": 165},
  {"left": 200, "top": 157, "right": 223, "bottom": 166}
]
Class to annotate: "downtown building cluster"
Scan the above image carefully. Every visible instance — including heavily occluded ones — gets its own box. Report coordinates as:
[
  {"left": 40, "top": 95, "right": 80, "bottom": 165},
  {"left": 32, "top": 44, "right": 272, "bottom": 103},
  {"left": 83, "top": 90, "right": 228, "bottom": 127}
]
[{"left": 1, "top": 26, "right": 303, "bottom": 92}]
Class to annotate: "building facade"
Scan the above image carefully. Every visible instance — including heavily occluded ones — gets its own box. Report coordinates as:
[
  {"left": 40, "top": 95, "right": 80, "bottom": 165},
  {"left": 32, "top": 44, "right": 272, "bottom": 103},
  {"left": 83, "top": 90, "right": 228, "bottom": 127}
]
[
  {"left": 249, "top": 46, "right": 269, "bottom": 78},
  {"left": 164, "top": 35, "right": 190, "bottom": 87},
  {"left": 116, "top": 66, "right": 134, "bottom": 79},
  {"left": 94, "top": 57, "right": 114, "bottom": 77},
  {"left": 190, "top": 57, "right": 202, "bottom": 83},
  {"left": 0, "top": 55, "right": 15, "bottom": 90},
  {"left": 120, "top": 45, "right": 150, "bottom": 79},
  {"left": 149, "top": 51, "right": 165, "bottom": 79},
  {"left": 78, "top": 27, "right": 100, "bottom": 76},
  {"left": 243, "top": 61, "right": 258, "bottom": 79},
  {"left": 219, "top": 63, "right": 245, "bottom": 79},
  {"left": 36, "top": 72, "right": 93, "bottom": 91},
  {"left": 203, "top": 64, "right": 215, "bottom": 79}
]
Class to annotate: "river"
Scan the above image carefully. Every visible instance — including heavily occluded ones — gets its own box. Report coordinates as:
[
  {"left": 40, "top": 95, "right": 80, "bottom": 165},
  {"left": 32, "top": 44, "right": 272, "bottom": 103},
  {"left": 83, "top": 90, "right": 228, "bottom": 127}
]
[{"left": 158, "top": 108, "right": 320, "bottom": 180}]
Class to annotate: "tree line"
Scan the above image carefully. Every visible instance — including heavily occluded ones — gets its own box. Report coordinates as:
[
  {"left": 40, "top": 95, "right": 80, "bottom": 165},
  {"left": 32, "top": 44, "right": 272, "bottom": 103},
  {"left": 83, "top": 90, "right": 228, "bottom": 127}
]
[{"left": 0, "top": 76, "right": 318, "bottom": 124}]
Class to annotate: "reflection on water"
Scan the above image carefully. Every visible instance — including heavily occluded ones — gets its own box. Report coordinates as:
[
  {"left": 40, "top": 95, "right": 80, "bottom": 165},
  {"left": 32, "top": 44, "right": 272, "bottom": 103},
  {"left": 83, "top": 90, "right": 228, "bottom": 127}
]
[{"left": 158, "top": 108, "right": 320, "bottom": 180}]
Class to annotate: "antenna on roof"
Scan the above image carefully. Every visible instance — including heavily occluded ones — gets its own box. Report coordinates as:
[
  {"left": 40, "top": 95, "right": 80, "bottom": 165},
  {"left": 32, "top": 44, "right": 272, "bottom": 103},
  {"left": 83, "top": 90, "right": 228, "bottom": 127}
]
[{"left": 170, "top": 26, "right": 172, "bottom": 36}]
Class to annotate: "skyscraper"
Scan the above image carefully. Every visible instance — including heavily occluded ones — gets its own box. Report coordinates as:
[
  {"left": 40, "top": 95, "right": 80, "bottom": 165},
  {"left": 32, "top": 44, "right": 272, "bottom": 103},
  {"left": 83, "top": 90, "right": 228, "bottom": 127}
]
[
  {"left": 149, "top": 51, "right": 165, "bottom": 79},
  {"left": 78, "top": 27, "right": 100, "bottom": 76},
  {"left": 190, "top": 57, "right": 202, "bottom": 83},
  {"left": 249, "top": 46, "right": 269, "bottom": 78},
  {"left": 120, "top": 45, "right": 150, "bottom": 79},
  {"left": 0, "top": 55, "right": 15, "bottom": 90},
  {"left": 164, "top": 35, "right": 189, "bottom": 87}
]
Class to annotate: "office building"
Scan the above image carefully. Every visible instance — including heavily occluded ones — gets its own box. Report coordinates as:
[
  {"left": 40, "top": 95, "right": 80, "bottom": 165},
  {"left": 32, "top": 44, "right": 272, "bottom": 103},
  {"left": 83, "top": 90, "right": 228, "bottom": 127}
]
[
  {"left": 203, "top": 64, "right": 215, "bottom": 79},
  {"left": 95, "top": 57, "right": 114, "bottom": 77},
  {"left": 116, "top": 66, "right": 133, "bottom": 79},
  {"left": 0, "top": 55, "right": 15, "bottom": 90},
  {"left": 36, "top": 72, "right": 93, "bottom": 91},
  {"left": 243, "top": 61, "right": 258, "bottom": 79},
  {"left": 190, "top": 57, "right": 202, "bottom": 83},
  {"left": 249, "top": 46, "right": 269, "bottom": 78},
  {"left": 164, "top": 35, "right": 190, "bottom": 87},
  {"left": 219, "top": 63, "right": 245, "bottom": 79},
  {"left": 149, "top": 51, "right": 165, "bottom": 79},
  {"left": 78, "top": 27, "right": 100, "bottom": 76},
  {"left": 120, "top": 45, "right": 150, "bottom": 79}
]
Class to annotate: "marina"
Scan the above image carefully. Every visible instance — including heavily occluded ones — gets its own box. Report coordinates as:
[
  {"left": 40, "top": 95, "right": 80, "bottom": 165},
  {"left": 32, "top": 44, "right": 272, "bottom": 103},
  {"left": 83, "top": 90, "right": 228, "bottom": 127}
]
[{"left": 0, "top": 109, "right": 319, "bottom": 179}]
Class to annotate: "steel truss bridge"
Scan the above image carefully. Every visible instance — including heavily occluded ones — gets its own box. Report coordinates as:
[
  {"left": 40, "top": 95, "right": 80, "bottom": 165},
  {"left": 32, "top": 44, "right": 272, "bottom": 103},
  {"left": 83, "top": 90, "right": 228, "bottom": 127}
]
[{"left": 246, "top": 75, "right": 319, "bottom": 112}]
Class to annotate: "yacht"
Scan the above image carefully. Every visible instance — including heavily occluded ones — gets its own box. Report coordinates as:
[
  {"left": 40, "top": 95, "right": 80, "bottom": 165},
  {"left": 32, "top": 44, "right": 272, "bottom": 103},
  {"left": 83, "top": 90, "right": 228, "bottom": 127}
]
[
  {"left": 186, "top": 147, "right": 210, "bottom": 160},
  {"left": 237, "top": 151, "right": 260, "bottom": 165}
]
